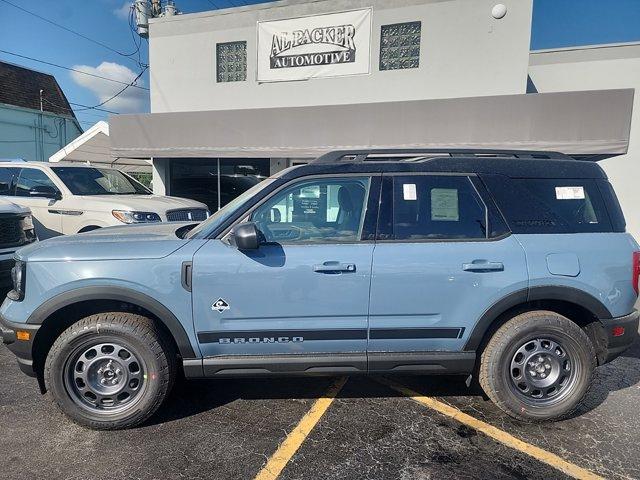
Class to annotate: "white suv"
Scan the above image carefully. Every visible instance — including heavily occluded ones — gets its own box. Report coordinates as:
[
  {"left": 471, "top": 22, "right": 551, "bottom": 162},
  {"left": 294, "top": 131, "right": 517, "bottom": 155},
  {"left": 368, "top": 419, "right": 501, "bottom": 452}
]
[{"left": 0, "top": 161, "right": 209, "bottom": 239}]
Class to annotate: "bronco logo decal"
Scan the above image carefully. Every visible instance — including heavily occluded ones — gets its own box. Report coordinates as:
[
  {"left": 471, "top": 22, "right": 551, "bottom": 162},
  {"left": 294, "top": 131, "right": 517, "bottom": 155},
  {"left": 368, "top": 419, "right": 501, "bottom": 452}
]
[{"left": 218, "top": 337, "right": 304, "bottom": 344}]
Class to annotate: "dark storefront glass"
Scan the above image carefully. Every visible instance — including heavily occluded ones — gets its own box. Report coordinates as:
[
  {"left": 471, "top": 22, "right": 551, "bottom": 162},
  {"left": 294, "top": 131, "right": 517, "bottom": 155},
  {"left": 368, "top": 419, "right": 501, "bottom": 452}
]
[{"left": 169, "top": 158, "right": 270, "bottom": 212}]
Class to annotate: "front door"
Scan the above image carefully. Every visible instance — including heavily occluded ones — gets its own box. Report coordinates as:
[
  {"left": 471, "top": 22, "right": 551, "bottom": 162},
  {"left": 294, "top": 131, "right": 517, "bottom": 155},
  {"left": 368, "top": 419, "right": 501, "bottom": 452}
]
[
  {"left": 13, "top": 168, "right": 63, "bottom": 239},
  {"left": 192, "top": 175, "right": 377, "bottom": 375},
  {"left": 368, "top": 174, "right": 527, "bottom": 372}
]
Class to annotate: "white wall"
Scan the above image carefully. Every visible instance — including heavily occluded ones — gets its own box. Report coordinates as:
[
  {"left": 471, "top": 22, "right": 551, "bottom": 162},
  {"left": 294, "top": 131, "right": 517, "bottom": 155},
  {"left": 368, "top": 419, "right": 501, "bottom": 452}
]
[
  {"left": 529, "top": 43, "right": 640, "bottom": 240},
  {"left": 148, "top": 0, "right": 532, "bottom": 113}
]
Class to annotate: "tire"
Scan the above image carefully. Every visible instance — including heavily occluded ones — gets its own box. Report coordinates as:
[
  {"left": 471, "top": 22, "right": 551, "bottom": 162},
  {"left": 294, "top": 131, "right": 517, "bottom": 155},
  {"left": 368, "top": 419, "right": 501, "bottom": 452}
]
[
  {"left": 479, "top": 310, "right": 596, "bottom": 422},
  {"left": 44, "top": 312, "right": 176, "bottom": 430},
  {"left": 78, "top": 226, "right": 101, "bottom": 233}
]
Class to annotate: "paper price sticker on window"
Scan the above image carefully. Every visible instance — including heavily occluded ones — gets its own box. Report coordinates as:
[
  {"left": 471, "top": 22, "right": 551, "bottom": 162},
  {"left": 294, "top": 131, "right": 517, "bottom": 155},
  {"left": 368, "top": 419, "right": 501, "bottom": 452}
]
[
  {"left": 403, "top": 183, "right": 417, "bottom": 201},
  {"left": 555, "top": 186, "right": 585, "bottom": 200},
  {"left": 431, "top": 188, "right": 459, "bottom": 221}
]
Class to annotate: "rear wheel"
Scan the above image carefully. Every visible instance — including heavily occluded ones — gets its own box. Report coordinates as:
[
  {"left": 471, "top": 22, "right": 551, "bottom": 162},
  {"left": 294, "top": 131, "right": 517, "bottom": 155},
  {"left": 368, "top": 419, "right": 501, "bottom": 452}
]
[
  {"left": 479, "top": 310, "right": 596, "bottom": 422},
  {"left": 45, "top": 312, "right": 176, "bottom": 430}
]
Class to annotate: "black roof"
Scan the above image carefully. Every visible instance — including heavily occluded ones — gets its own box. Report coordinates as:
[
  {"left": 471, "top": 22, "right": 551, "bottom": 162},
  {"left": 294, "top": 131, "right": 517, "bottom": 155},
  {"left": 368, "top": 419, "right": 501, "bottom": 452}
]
[
  {"left": 281, "top": 149, "right": 607, "bottom": 180},
  {"left": 0, "top": 61, "right": 76, "bottom": 118}
]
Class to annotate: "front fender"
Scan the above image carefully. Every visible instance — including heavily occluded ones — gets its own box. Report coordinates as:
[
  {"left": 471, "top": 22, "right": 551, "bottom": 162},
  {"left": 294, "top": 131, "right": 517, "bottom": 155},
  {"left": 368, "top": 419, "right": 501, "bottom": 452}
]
[{"left": 25, "top": 285, "right": 196, "bottom": 359}]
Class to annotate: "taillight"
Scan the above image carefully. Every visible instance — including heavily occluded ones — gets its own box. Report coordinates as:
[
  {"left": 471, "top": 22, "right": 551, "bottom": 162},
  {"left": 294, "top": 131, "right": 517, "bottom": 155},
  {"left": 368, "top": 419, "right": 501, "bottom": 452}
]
[{"left": 633, "top": 251, "right": 640, "bottom": 295}]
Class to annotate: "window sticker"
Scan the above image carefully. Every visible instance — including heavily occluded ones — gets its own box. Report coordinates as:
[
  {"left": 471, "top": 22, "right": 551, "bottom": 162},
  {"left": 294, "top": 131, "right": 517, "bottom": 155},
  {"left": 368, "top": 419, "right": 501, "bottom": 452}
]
[
  {"left": 402, "top": 183, "right": 417, "bottom": 201},
  {"left": 300, "top": 186, "right": 320, "bottom": 198},
  {"left": 555, "top": 186, "right": 585, "bottom": 200},
  {"left": 431, "top": 188, "right": 459, "bottom": 221}
]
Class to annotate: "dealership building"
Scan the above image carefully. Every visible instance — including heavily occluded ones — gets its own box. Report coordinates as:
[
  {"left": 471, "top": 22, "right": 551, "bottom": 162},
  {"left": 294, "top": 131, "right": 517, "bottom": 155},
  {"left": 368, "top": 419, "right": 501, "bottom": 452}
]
[{"left": 108, "top": 0, "right": 639, "bottom": 237}]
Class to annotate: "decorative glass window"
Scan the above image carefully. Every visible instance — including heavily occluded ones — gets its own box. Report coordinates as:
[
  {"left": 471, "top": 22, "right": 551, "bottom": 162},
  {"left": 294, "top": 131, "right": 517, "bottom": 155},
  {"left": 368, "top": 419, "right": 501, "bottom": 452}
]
[
  {"left": 216, "top": 41, "right": 247, "bottom": 82},
  {"left": 379, "top": 21, "right": 421, "bottom": 71}
]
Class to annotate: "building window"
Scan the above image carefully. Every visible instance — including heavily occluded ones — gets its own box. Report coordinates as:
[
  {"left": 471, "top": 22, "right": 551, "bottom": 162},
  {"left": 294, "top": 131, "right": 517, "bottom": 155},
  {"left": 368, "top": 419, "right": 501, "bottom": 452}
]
[
  {"left": 216, "top": 41, "right": 247, "bottom": 82},
  {"left": 379, "top": 21, "right": 421, "bottom": 71}
]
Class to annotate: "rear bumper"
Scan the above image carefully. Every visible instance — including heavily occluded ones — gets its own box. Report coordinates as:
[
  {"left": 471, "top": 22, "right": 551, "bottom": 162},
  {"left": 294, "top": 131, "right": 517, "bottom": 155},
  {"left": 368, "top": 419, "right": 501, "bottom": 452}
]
[
  {"left": 0, "top": 313, "right": 39, "bottom": 377},
  {"left": 600, "top": 310, "right": 639, "bottom": 364}
]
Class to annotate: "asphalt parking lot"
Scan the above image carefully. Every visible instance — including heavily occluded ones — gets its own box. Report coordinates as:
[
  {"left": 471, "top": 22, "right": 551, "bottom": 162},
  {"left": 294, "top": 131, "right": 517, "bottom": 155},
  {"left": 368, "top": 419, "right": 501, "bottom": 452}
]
[{"left": 1, "top": 326, "right": 639, "bottom": 480}]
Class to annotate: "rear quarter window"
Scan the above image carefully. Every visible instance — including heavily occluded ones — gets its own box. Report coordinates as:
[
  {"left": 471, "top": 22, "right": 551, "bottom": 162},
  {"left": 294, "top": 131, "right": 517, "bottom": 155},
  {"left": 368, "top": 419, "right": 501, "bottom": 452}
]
[{"left": 481, "top": 175, "right": 617, "bottom": 234}]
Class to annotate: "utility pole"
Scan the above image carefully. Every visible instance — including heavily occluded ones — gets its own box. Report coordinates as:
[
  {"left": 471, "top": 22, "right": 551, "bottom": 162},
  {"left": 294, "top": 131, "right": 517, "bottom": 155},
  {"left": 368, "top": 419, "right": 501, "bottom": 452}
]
[{"left": 134, "top": 0, "right": 180, "bottom": 38}]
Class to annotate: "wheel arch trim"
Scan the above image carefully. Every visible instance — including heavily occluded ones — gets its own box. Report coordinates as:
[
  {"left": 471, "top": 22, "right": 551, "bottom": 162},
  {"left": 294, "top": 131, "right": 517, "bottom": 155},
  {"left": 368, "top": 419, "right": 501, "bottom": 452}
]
[
  {"left": 464, "top": 285, "right": 612, "bottom": 352},
  {"left": 27, "top": 286, "right": 196, "bottom": 358}
]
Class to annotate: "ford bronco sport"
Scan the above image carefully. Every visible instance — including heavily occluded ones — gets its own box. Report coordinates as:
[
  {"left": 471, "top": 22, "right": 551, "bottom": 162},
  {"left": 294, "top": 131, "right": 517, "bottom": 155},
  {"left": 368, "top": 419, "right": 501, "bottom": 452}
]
[{"left": 1, "top": 149, "right": 638, "bottom": 430}]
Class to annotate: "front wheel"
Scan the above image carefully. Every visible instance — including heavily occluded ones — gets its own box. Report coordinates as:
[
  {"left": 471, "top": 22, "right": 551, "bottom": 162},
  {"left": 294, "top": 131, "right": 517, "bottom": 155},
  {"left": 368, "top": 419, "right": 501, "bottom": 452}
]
[
  {"left": 479, "top": 310, "right": 596, "bottom": 422},
  {"left": 45, "top": 312, "right": 176, "bottom": 430}
]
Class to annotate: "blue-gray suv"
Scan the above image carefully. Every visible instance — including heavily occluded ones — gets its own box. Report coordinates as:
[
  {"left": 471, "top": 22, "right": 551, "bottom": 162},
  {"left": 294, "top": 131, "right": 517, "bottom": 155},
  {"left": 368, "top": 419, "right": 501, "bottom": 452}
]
[{"left": 1, "top": 149, "right": 638, "bottom": 430}]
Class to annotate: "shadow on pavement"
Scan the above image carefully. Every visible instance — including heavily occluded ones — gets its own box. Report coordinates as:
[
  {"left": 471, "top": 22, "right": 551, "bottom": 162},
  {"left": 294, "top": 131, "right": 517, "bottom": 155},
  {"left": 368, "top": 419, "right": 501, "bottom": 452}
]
[{"left": 147, "top": 332, "right": 640, "bottom": 427}]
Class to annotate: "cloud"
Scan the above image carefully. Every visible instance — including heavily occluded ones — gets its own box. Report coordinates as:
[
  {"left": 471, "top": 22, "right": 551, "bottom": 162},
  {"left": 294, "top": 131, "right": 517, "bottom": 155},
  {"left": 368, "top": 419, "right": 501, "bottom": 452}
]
[
  {"left": 113, "top": 2, "right": 132, "bottom": 21},
  {"left": 70, "top": 62, "right": 149, "bottom": 114}
]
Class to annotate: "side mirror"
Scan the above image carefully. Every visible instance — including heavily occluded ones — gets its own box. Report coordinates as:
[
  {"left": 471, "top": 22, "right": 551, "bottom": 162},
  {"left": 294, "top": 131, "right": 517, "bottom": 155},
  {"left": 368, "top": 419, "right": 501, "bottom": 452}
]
[
  {"left": 29, "top": 185, "right": 61, "bottom": 200},
  {"left": 230, "top": 222, "right": 260, "bottom": 250}
]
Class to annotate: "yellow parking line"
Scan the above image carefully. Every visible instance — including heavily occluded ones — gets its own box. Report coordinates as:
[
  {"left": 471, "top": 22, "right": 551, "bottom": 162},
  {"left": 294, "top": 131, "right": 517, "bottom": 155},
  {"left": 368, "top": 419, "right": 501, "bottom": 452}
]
[
  {"left": 254, "top": 376, "right": 347, "bottom": 480},
  {"left": 377, "top": 377, "right": 603, "bottom": 480}
]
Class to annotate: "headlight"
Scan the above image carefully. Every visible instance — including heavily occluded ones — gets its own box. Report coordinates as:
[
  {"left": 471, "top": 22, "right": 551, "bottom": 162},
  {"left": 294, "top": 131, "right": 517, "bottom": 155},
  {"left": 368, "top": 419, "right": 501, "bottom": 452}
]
[
  {"left": 20, "top": 214, "right": 36, "bottom": 242},
  {"left": 21, "top": 214, "right": 34, "bottom": 231},
  {"left": 112, "top": 210, "right": 162, "bottom": 224},
  {"left": 8, "top": 260, "right": 26, "bottom": 301}
]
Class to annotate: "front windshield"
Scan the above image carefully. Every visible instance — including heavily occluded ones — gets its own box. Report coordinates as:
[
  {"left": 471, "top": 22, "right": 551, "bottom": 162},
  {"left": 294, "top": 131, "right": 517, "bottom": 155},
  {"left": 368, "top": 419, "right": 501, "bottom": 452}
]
[
  {"left": 51, "top": 166, "right": 151, "bottom": 195},
  {"left": 186, "top": 178, "right": 276, "bottom": 239}
]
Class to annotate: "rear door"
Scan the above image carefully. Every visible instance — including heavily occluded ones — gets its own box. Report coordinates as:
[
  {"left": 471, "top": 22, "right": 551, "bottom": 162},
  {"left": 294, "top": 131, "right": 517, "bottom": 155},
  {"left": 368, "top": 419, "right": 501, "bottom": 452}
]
[
  {"left": 191, "top": 175, "right": 380, "bottom": 375},
  {"left": 368, "top": 173, "right": 527, "bottom": 372}
]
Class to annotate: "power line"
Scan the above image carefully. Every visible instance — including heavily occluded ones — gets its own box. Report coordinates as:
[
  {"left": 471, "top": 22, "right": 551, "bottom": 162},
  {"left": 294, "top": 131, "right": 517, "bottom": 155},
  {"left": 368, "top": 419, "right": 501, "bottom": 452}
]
[
  {"left": 69, "top": 102, "right": 121, "bottom": 115},
  {"left": 42, "top": 97, "right": 122, "bottom": 116},
  {"left": 75, "top": 110, "right": 113, "bottom": 119},
  {"left": 0, "top": 0, "right": 142, "bottom": 61},
  {"left": 73, "top": 66, "right": 148, "bottom": 112},
  {"left": 44, "top": 65, "right": 145, "bottom": 116},
  {"left": 0, "top": 49, "right": 149, "bottom": 91},
  {"left": 1, "top": 1, "right": 148, "bottom": 115}
]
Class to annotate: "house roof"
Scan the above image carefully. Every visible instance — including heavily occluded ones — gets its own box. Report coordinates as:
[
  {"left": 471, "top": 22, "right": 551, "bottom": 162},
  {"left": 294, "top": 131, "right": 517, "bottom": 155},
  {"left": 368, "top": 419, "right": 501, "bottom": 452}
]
[{"left": 0, "top": 61, "right": 76, "bottom": 118}]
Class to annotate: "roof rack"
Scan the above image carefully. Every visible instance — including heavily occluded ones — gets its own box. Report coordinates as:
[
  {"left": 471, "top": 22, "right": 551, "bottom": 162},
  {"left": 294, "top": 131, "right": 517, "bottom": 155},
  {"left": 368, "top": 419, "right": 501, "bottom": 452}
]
[{"left": 312, "top": 149, "right": 573, "bottom": 164}]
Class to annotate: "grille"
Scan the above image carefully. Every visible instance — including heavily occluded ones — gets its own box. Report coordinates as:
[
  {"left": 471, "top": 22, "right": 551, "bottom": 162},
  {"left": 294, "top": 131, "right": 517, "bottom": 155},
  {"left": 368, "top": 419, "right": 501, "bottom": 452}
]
[
  {"left": 166, "top": 209, "right": 208, "bottom": 222},
  {"left": 0, "top": 215, "right": 25, "bottom": 248}
]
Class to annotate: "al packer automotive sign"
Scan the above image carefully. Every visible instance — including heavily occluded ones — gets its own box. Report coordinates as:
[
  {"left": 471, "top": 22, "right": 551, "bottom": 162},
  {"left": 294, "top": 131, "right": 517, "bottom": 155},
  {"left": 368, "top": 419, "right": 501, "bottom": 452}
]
[{"left": 257, "top": 8, "right": 372, "bottom": 83}]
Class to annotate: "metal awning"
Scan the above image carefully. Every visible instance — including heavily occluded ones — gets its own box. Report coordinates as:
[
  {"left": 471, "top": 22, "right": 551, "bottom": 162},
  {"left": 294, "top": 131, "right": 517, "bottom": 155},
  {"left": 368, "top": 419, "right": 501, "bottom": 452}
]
[
  {"left": 50, "top": 121, "right": 151, "bottom": 172},
  {"left": 110, "top": 89, "right": 634, "bottom": 160}
]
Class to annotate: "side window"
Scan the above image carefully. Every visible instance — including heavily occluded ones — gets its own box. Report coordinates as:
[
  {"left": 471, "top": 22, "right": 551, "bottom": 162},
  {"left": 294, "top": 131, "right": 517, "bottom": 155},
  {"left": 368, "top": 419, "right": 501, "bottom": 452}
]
[
  {"left": 251, "top": 177, "right": 371, "bottom": 244},
  {"left": 383, "top": 175, "right": 487, "bottom": 240},
  {"left": 15, "top": 168, "right": 59, "bottom": 197},
  {"left": 0, "top": 167, "right": 19, "bottom": 196},
  {"left": 482, "top": 175, "right": 614, "bottom": 233}
]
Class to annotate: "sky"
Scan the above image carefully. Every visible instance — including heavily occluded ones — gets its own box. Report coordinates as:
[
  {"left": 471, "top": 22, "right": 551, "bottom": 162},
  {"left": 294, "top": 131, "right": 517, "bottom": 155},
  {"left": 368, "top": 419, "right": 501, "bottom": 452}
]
[{"left": 0, "top": 0, "right": 639, "bottom": 131}]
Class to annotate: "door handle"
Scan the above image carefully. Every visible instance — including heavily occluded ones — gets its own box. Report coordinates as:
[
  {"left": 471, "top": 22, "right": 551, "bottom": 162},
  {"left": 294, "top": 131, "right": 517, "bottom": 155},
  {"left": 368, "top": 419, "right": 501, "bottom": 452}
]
[
  {"left": 313, "top": 261, "right": 357, "bottom": 273},
  {"left": 462, "top": 260, "right": 504, "bottom": 272}
]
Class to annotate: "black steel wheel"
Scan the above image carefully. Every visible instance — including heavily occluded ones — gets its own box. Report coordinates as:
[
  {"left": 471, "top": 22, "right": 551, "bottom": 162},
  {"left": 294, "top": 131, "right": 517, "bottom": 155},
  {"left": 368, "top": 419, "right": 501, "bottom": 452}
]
[
  {"left": 64, "top": 341, "right": 148, "bottom": 414},
  {"left": 479, "top": 310, "right": 596, "bottom": 422},
  {"left": 508, "top": 337, "right": 579, "bottom": 406},
  {"left": 45, "top": 312, "right": 176, "bottom": 430}
]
